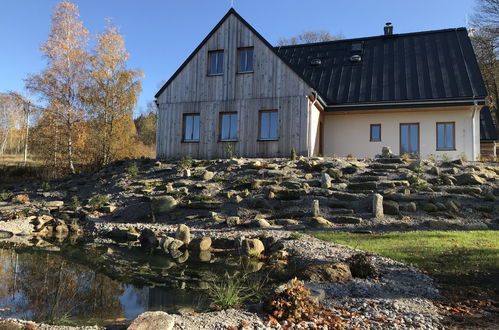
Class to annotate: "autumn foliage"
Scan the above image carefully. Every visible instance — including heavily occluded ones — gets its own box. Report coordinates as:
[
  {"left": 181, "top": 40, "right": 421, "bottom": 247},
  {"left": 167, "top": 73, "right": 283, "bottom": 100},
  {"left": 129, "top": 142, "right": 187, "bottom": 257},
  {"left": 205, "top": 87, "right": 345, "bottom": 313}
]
[{"left": 22, "top": 1, "right": 149, "bottom": 175}]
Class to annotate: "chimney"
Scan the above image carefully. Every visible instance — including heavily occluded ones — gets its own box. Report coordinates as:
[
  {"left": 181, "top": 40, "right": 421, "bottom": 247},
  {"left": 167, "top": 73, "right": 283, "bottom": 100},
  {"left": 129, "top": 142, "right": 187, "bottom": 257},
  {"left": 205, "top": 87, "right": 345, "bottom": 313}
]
[{"left": 384, "top": 22, "right": 393, "bottom": 35}]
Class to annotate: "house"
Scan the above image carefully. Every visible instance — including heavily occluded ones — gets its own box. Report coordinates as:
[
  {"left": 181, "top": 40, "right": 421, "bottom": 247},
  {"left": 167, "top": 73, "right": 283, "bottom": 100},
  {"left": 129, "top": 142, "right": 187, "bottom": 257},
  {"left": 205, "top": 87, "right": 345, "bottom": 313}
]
[
  {"left": 155, "top": 9, "right": 488, "bottom": 160},
  {"left": 480, "top": 107, "right": 498, "bottom": 159}
]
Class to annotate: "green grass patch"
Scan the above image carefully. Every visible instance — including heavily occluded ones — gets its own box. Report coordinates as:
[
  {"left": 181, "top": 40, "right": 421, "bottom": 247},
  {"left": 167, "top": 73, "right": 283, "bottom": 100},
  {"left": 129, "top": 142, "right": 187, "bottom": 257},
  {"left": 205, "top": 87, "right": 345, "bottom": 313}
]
[{"left": 310, "top": 231, "right": 499, "bottom": 298}]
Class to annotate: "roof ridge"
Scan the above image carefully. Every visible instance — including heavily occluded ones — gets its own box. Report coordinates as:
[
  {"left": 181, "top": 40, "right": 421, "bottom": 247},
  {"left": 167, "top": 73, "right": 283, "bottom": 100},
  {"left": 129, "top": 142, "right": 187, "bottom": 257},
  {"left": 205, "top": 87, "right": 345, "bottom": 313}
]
[{"left": 274, "top": 27, "right": 467, "bottom": 49}]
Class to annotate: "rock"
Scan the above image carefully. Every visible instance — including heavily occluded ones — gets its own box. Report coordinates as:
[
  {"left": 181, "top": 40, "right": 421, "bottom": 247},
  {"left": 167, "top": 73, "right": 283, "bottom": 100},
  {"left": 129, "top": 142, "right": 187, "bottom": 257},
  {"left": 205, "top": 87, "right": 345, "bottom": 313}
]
[
  {"left": 112, "top": 202, "right": 152, "bottom": 222},
  {"left": 327, "top": 168, "right": 343, "bottom": 180},
  {"left": 242, "top": 238, "right": 265, "bottom": 257},
  {"left": 348, "top": 254, "right": 377, "bottom": 278},
  {"left": 139, "top": 229, "right": 159, "bottom": 250},
  {"left": 45, "top": 200, "right": 64, "bottom": 208},
  {"left": 175, "top": 224, "right": 191, "bottom": 245},
  {"left": 321, "top": 173, "right": 332, "bottom": 189},
  {"left": 168, "top": 239, "right": 184, "bottom": 252},
  {"left": 425, "top": 219, "right": 461, "bottom": 229},
  {"left": 435, "top": 202, "right": 447, "bottom": 211},
  {"left": 232, "top": 195, "right": 243, "bottom": 203},
  {"left": 274, "top": 219, "right": 299, "bottom": 226},
  {"left": 342, "top": 165, "right": 358, "bottom": 175},
  {"left": 455, "top": 173, "right": 485, "bottom": 185},
  {"left": 372, "top": 193, "right": 383, "bottom": 219},
  {"left": 312, "top": 199, "right": 320, "bottom": 217},
  {"left": 423, "top": 203, "right": 438, "bottom": 212},
  {"left": 159, "top": 236, "right": 175, "bottom": 252},
  {"left": 430, "top": 166, "right": 440, "bottom": 176},
  {"left": 446, "top": 187, "right": 482, "bottom": 195},
  {"left": 165, "top": 183, "right": 174, "bottom": 192},
  {"left": 226, "top": 216, "right": 241, "bottom": 227},
  {"left": 347, "top": 182, "right": 377, "bottom": 191},
  {"left": 101, "top": 205, "right": 116, "bottom": 213},
  {"left": 127, "top": 311, "right": 174, "bottom": 330},
  {"left": 253, "top": 218, "right": 271, "bottom": 228},
  {"left": 202, "top": 171, "right": 215, "bottom": 180},
  {"left": 198, "top": 251, "right": 212, "bottom": 262},
  {"left": 445, "top": 201, "right": 460, "bottom": 213},
  {"left": 182, "top": 169, "right": 191, "bottom": 178},
  {"left": 304, "top": 173, "right": 313, "bottom": 180},
  {"left": 381, "top": 146, "right": 393, "bottom": 158},
  {"left": 383, "top": 200, "right": 400, "bottom": 215},
  {"left": 301, "top": 262, "right": 352, "bottom": 283},
  {"left": 0, "top": 230, "right": 14, "bottom": 239},
  {"left": 151, "top": 196, "right": 177, "bottom": 214},
  {"left": 267, "top": 191, "right": 275, "bottom": 199},
  {"left": 54, "top": 221, "right": 69, "bottom": 235},
  {"left": 309, "top": 216, "right": 333, "bottom": 228},
  {"left": 403, "top": 202, "right": 417, "bottom": 212},
  {"left": 333, "top": 216, "right": 363, "bottom": 224},
  {"left": 189, "top": 237, "right": 212, "bottom": 251}
]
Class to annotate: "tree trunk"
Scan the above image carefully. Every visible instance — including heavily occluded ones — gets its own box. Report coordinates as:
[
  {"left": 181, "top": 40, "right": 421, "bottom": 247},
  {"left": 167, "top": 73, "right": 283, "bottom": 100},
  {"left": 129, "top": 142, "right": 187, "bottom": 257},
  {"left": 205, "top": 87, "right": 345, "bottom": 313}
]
[{"left": 23, "top": 103, "right": 29, "bottom": 164}]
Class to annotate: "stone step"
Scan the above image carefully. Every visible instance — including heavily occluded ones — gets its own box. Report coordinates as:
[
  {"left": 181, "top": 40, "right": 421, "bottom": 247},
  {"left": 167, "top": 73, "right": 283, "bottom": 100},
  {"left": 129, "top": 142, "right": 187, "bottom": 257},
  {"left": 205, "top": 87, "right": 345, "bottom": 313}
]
[
  {"left": 347, "top": 182, "right": 377, "bottom": 191},
  {"left": 375, "top": 158, "right": 405, "bottom": 164},
  {"left": 369, "top": 163, "right": 399, "bottom": 170},
  {"left": 350, "top": 176, "right": 381, "bottom": 182},
  {"left": 330, "top": 208, "right": 355, "bottom": 215}
]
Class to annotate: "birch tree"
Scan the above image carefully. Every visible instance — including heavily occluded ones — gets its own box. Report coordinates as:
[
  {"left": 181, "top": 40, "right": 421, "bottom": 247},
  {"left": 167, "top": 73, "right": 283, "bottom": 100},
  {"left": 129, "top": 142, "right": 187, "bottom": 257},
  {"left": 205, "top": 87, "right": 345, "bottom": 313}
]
[
  {"left": 86, "top": 20, "right": 143, "bottom": 165},
  {"left": 25, "top": 1, "right": 89, "bottom": 174}
]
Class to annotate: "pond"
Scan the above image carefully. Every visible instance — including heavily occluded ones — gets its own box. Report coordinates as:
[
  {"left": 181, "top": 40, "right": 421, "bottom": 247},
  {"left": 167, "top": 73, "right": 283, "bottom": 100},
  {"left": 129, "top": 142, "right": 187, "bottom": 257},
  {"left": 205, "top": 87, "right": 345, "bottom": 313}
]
[{"left": 0, "top": 241, "right": 283, "bottom": 326}]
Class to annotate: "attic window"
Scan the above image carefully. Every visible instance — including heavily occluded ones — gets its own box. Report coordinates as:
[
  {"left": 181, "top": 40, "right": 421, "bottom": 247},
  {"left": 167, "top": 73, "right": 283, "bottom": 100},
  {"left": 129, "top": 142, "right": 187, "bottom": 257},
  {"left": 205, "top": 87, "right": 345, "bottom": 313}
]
[
  {"left": 350, "top": 54, "right": 362, "bottom": 63},
  {"left": 310, "top": 58, "right": 322, "bottom": 66}
]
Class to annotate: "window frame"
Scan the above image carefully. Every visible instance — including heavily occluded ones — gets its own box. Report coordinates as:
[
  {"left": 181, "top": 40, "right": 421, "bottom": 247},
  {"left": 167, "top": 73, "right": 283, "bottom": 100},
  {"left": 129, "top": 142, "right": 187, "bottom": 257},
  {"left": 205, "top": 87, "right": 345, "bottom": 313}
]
[
  {"left": 258, "top": 109, "right": 279, "bottom": 141},
  {"left": 219, "top": 112, "right": 238, "bottom": 142},
  {"left": 399, "top": 123, "right": 420, "bottom": 157},
  {"left": 237, "top": 47, "right": 254, "bottom": 73},
  {"left": 436, "top": 122, "right": 456, "bottom": 151},
  {"left": 208, "top": 50, "right": 224, "bottom": 76},
  {"left": 182, "top": 113, "right": 200, "bottom": 143},
  {"left": 370, "top": 124, "right": 381, "bottom": 142}
]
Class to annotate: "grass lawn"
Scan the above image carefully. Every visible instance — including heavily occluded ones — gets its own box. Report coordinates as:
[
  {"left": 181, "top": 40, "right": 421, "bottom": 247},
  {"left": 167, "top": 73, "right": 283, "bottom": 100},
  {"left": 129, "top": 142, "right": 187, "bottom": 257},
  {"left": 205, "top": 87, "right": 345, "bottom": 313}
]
[{"left": 309, "top": 231, "right": 499, "bottom": 298}]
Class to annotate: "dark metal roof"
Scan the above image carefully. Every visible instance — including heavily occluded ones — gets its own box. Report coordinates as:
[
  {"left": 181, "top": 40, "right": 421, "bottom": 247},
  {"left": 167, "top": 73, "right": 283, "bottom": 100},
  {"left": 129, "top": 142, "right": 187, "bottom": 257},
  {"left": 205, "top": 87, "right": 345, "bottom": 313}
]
[
  {"left": 480, "top": 106, "right": 498, "bottom": 141},
  {"left": 275, "top": 28, "right": 488, "bottom": 109}
]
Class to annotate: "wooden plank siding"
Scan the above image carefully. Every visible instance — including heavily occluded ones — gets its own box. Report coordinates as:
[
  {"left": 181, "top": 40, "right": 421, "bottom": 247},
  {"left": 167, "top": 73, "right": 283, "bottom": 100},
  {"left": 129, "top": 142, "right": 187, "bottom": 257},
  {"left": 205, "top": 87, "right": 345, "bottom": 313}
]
[{"left": 156, "top": 14, "right": 314, "bottom": 159}]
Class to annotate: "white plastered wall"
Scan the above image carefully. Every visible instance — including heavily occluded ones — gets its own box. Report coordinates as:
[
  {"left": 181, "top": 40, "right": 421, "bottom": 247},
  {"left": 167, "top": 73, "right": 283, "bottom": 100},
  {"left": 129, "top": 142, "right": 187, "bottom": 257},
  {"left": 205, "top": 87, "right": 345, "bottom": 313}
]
[{"left": 323, "top": 108, "right": 479, "bottom": 160}]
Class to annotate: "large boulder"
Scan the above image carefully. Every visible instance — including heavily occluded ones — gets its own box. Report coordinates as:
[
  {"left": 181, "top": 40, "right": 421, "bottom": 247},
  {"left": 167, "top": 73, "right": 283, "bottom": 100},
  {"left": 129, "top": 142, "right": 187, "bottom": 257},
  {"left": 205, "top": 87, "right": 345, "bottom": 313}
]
[
  {"left": 139, "top": 229, "right": 159, "bottom": 250},
  {"left": 241, "top": 238, "right": 265, "bottom": 257},
  {"left": 383, "top": 200, "right": 400, "bottom": 215},
  {"left": 372, "top": 193, "right": 383, "bottom": 219},
  {"left": 301, "top": 262, "right": 352, "bottom": 283},
  {"left": 321, "top": 173, "right": 332, "bottom": 189},
  {"left": 455, "top": 173, "right": 485, "bottom": 185},
  {"left": 189, "top": 237, "right": 212, "bottom": 251},
  {"left": 151, "top": 196, "right": 177, "bottom": 214},
  {"left": 309, "top": 217, "right": 333, "bottom": 228},
  {"left": 175, "top": 224, "right": 191, "bottom": 245},
  {"left": 127, "top": 311, "right": 174, "bottom": 330}
]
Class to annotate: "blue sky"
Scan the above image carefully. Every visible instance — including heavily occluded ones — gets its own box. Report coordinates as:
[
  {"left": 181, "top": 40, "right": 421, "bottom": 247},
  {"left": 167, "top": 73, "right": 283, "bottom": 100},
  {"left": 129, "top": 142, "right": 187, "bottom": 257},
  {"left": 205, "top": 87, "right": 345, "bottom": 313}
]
[{"left": 0, "top": 0, "right": 477, "bottom": 115}]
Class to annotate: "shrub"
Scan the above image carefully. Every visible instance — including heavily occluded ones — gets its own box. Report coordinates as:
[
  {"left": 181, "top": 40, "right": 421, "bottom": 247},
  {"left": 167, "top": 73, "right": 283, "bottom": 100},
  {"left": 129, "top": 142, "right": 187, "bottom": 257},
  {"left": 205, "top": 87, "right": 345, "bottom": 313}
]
[
  {"left": 42, "top": 181, "right": 51, "bottom": 192},
  {"left": 225, "top": 142, "right": 235, "bottom": 159},
  {"left": 290, "top": 148, "right": 297, "bottom": 161},
  {"left": 0, "top": 190, "right": 13, "bottom": 202},
  {"left": 178, "top": 157, "right": 193, "bottom": 170},
  {"left": 441, "top": 153, "right": 451, "bottom": 162},
  {"left": 289, "top": 232, "right": 305, "bottom": 240},
  {"left": 427, "top": 154, "right": 436, "bottom": 162},
  {"left": 88, "top": 194, "right": 109, "bottom": 210},
  {"left": 143, "top": 181, "right": 162, "bottom": 190},
  {"left": 69, "top": 196, "right": 81, "bottom": 209},
  {"left": 401, "top": 153, "right": 411, "bottom": 161},
  {"left": 208, "top": 273, "right": 254, "bottom": 309},
  {"left": 269, "top": 278, "right": 318, "bottom": 321},
  {"left": 459, "top": 152, "right": 468, "bottom": 162},
  {"left": 126, "top": 162, "right": 139, "bottom": 176},
  {"left": 190, "top": 194, "right": 213, "bottom": 202},
  {"left": 11, "top": 194, "right": 29, "bottom": 204}
]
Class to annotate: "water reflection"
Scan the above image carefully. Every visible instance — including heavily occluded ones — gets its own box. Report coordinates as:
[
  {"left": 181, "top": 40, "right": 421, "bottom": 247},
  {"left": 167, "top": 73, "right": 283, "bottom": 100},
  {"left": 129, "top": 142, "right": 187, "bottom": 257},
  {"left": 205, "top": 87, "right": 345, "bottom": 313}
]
[{"left": 0, "top": 244, "right": 265, "bottom": 325}]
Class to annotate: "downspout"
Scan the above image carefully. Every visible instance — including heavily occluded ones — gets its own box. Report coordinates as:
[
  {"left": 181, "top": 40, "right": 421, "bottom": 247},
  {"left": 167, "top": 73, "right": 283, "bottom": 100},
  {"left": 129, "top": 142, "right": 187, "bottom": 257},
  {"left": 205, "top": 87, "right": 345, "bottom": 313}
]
[
  {"left": 306, "top": 95, "right": 312, "bottom": 157},
  {"left": 471, "top": 97, "right": 478, "bottom": 161}
]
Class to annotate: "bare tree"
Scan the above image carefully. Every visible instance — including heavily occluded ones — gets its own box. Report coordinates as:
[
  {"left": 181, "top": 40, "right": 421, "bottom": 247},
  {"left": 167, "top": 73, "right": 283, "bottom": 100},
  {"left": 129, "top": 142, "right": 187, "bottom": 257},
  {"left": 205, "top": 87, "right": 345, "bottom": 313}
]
[
  {"left": 470, "top": 0, "right": 499, "bottom": 129},
  {"left": 277, "top": 31, "right": 343, "bottom": 46}
]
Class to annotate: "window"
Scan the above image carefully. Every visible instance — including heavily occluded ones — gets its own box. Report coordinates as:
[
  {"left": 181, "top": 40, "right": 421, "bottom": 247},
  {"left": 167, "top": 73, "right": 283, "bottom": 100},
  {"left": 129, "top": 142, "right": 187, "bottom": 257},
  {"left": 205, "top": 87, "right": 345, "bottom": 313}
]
[
  {"left": 436, "top": 122, "right": 455, "bottom": 150},
  {"left": 208, "top": 50, "right": 224, "bottom": 75},
  {"left": 238, "top": 47, "right": 254, "bottom": 73},
  {"left": 259, "top": 110, "right": 278, "bottom": 140},
  {"left": 400, "top": 123, "right": 420, "bottom": 156},
  {"left": 220, "top": 112, "right": 237, "bottom": 141},
  {"left": 370, "top": 124, "right": 381, "bottom": 141},
  {"left": 183, "top": 114, "right": 200, "bottom": 142}
]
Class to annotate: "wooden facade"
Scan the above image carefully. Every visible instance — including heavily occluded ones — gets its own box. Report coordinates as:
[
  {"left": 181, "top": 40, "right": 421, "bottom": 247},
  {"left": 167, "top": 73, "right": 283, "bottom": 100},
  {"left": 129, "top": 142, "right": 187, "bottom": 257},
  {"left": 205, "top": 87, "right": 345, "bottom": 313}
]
[{"left": 156, "top": 12, "right": 315, "bottom": 159}]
